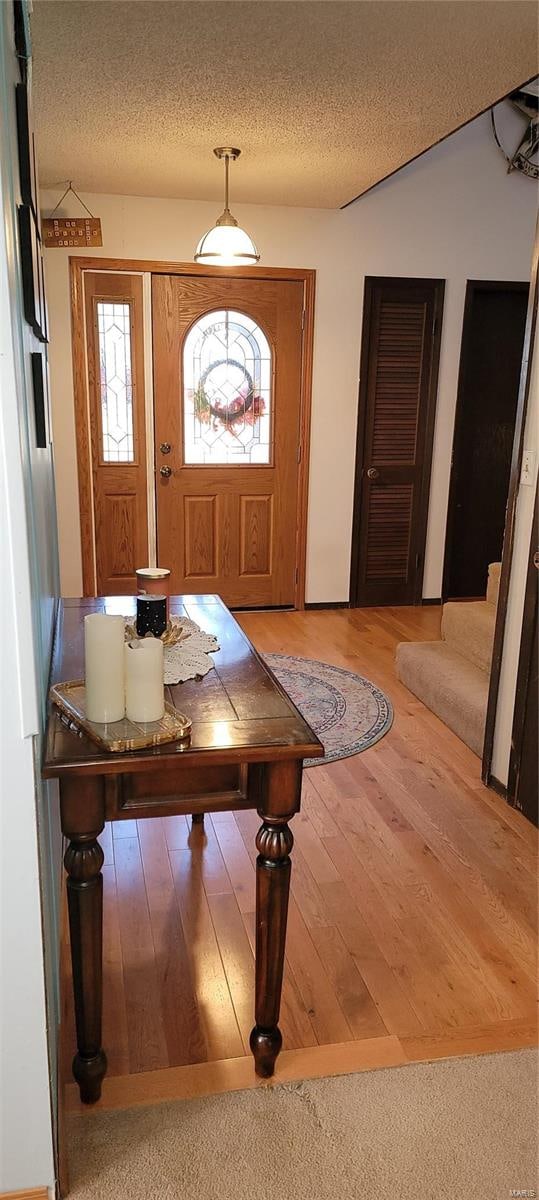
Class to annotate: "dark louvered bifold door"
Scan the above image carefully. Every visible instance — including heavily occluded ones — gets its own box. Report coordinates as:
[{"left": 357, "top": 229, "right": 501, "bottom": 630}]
[{"left": 352, "top": 278, "right": 444, "bottom": 606}]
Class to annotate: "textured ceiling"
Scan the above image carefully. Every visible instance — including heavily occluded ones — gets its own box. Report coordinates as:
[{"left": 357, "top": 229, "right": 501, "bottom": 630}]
[{"left": 32, "top": 1, "right": 538, "bottom": 209}]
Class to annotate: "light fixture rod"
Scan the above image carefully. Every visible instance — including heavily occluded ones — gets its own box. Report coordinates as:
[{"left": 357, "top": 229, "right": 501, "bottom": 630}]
[
  {"left": 213, "top": 146, "right": 241, "bottom": 219},
  {"left": 195, "top": 147, "right": 259, "bottom": 265},
  {"left": 224, "top": 154, "right": 230, "bottom": 212}
]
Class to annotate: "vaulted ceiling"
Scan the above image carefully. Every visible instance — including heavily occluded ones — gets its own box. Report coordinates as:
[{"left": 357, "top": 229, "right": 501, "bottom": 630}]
[{"left": 32, "top": 0, "right": 538, "bottom": 209}]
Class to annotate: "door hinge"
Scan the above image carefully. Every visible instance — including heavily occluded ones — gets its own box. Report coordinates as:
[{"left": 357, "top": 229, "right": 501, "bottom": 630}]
[
  {"left": 415, "top": 552, "right": 421, "bottom": 570},
  {"left": 301, "top": 308, "right": 306, "bottom": 331},
  {"left": 297, "top": 443, "right": 302, "bottom": 464}
]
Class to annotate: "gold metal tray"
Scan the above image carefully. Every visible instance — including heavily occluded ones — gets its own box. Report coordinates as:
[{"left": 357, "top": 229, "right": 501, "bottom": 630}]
[{"left": 50, "top": 681, "right": 192, "bottom": 753}]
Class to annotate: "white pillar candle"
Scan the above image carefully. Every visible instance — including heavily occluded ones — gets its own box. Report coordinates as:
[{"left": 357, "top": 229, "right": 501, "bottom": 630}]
[
  {"left": 84, "top": 613, "right": 126, "bottom": 723},
  {"left": 125, "top": 638, "right": 164, "bottom": 723}
]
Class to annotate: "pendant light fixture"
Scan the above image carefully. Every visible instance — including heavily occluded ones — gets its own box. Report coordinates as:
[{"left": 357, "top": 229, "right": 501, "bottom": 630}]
[{"left": 194, "top": 147, "right": 260, "bottom": 266}]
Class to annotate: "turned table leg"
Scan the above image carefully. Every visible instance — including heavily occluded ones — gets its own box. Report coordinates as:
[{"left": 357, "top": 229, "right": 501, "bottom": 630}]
[
  {"left": 250, "top": 759, "right": 302, "bottom": 1078},
  {"left": 61, "top": 777, "right": 107, "bottom": 1104}
]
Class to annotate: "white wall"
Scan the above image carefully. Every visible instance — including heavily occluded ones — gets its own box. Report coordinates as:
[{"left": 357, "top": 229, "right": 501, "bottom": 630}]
[
  {"left": 43, "top": 105, "right": 536, "bottom": 602},
  {"left": 492, "top": 265, "right": 538, "bottom": 787},
  {"left": 0, "top": 3, "right": 59, "bottom": 1193}
]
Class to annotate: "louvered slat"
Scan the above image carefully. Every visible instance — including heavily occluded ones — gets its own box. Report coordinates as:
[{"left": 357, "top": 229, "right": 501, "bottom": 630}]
[
  {"left": 371, "top": 301, "right": 426, "bottom": 465},
  {"left": 366, "top": 483, "right": 413, "bottom": 581}
]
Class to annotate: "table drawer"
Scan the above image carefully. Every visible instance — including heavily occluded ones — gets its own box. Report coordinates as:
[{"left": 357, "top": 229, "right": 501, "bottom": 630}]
[{"left": 107, "top": 762, "right": 254, "bottom": 819}]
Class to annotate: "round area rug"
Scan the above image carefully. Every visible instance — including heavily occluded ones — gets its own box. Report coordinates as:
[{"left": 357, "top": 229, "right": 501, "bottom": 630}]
[{"left": 264, "top": 653, "right": 393, "bottom": 767}]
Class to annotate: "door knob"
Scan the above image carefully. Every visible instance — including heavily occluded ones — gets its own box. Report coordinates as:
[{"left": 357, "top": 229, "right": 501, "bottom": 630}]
[
  {"left": 159, "top": 465, "right": 172, "bottom": 478},
  {"left": 160, "top": 442, "right": 171, "bottom": 454},
  {"left": 367, "top": 467, "right": 379, "bottom": 480}
]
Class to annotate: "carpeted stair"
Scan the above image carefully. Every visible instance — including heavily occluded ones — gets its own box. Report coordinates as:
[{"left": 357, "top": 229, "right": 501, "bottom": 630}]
[{"left": 395, "top": 563, "right": 500, "bottom": 757}]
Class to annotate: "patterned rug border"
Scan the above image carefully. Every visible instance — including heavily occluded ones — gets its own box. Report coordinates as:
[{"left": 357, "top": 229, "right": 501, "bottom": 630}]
[{"left": 264, "top": 652, "right": 394, "bottom": 767}]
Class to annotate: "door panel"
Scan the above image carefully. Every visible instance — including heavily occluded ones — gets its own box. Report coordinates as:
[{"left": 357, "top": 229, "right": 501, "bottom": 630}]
[
  {"left": 102, "top": 492, "right": 137, "bottom": 575},
  {"left": 152, "top": 275, "right": 304, "bottom": 607},
  {"left": 184, "top": 495, "right": 217, "bottom": 577},
  {"left": 443, "top": 282, "right": 528, "bottom": 600},
  {"left": 239, "top": 495, "right": 273, "bottom": 576},
  {"left": 84, "top": 272, "right": 148, "bottom": 594},
  {"left": 351, "top": 278, "right": 444, "bottom": 606}
]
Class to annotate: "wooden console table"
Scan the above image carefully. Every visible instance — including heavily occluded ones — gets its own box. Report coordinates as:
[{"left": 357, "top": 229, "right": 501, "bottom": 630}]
[{"left": 43, "top": 595, "right": 323, "bottom": 1103}]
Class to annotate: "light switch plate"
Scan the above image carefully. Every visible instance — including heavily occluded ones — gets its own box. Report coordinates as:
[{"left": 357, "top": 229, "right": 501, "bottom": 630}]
[{"left": 520, "top": 448, "right": 536, "bottom": 486}]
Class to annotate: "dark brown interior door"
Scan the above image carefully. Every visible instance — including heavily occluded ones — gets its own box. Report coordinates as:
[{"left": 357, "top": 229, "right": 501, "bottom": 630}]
[
  {"left": 152, "top": 274, "right": 304, "bottom": 608},
  {"left": 443, "top": 281, "right": 528, "bottom": 600},
  {"left": 350, "top": 277, "right": 444, "bottom": 606}
]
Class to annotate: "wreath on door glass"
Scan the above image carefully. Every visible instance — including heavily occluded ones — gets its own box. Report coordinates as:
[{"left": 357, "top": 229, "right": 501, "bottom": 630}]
[{"left": 193, "top": 358, "right": 265, "bottom": 428}]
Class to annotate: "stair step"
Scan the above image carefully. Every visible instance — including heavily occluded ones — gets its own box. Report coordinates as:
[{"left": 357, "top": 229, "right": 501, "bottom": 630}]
[
  {"left": 395, "top": 640, "right": 489, "bottom": 757},
  {"left": 487, "top": 562, "right": 501, "bottom": 608},
  {"left": 441, "top": 601, "right": 495, "bottom": 673}
]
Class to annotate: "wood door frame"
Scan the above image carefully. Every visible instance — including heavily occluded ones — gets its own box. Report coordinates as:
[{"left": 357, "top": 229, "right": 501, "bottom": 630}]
[
  {"left": 442, "top": 279, "right": 529, "bottom": 602},
  {"left": 507, "top": 482, "right": 538, "bottom": 810},
  {"left": 70, "top": 256, "right": 315, "bottom": 607},
  {"left": 482, "top": 223, "right": 538, "bottom": 786},
  {"left": 349, "top": 275, "right": 445, "bottom": 607}
]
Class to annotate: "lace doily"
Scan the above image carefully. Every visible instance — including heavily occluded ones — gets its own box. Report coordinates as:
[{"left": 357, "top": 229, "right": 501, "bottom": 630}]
[{"left": 124, "top": 616, "right": 220, "bottom": 684}]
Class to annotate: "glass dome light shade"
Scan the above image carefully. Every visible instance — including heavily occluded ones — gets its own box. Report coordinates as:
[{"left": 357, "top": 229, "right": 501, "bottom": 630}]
[{"left": 194, "top": 221, "right": 260, "bottom": 267}]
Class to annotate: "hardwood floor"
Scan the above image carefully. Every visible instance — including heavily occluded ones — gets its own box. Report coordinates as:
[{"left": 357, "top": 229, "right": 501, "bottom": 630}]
[{"left": 63, "top": 607, "right": 538, "bottom": 1113}]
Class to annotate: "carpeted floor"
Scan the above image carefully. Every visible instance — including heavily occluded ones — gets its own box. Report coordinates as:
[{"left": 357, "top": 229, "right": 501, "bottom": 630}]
[
  {"left": 264, "top": 653, "right": 393, "bottom": 765},
  {"left": 67, "top": 1049, "right": 537, "bottom": 1198}
]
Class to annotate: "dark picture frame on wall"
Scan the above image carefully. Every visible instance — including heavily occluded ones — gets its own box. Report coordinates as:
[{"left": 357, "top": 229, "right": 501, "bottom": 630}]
[
  {"left": 31, "top": 131, "right": 42, "bottom": 240},
  {"left": 15, "top": 62, "right": 48, "bottom": 343},
  {"left": 15, "top": 82, "right": 37, "bottom": 218},
  {"left": 17, "top": 203, "right": 48, "bottom": 342},
  {"left": 38, "top": 252, "right": 48, "bottom": 343},
  {"left": 17, "top": 203, "right": 47, "bottom": 341},
  {"left": 13, "top": 0, "right": 31, "bottom": 82},
  {"left": 18, "top": 203, "right": 39, "bottom": 328},
  {"left": 31, "top": 351, "right": 48, "bottom": 448}
]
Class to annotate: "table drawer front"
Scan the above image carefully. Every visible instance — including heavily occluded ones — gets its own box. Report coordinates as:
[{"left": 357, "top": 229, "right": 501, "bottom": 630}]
[{"left": 109, "top": 763, "right": 251, "bottom": 818}]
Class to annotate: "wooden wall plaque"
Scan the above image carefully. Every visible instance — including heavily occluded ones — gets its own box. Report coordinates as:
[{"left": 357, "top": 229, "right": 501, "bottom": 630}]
[{"left": 42, "top": 216, "right": 102, "bottom": 248}]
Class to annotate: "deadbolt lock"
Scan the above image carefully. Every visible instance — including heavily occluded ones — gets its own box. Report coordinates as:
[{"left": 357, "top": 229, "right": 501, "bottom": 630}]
[{"left": 160, "top": 442, "right": 172, "bottom": 454}]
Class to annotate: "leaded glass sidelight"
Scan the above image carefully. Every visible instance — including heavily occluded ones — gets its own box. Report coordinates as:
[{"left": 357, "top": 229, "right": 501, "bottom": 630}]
[
  {"left": 97, "top": 301, "right": 135, "bottom": 462},
  {"left": 183, "top": 310, "right": 272, "bottom": 464}
]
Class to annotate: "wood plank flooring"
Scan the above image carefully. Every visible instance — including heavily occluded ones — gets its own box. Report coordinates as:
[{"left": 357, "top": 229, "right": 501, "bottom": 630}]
[{"left": 63, "top": 607, "right": 538, "bottom": 1113}]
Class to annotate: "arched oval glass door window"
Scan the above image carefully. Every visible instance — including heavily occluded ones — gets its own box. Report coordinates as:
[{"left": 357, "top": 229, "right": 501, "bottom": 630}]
[{"left": 183, "top": 310, "right": 272, "bottom": 464}]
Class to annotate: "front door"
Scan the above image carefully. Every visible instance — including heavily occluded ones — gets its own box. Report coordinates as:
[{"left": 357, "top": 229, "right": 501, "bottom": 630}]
[{"left": 152, "top": 274, "right": 304, "bottom": 607}]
